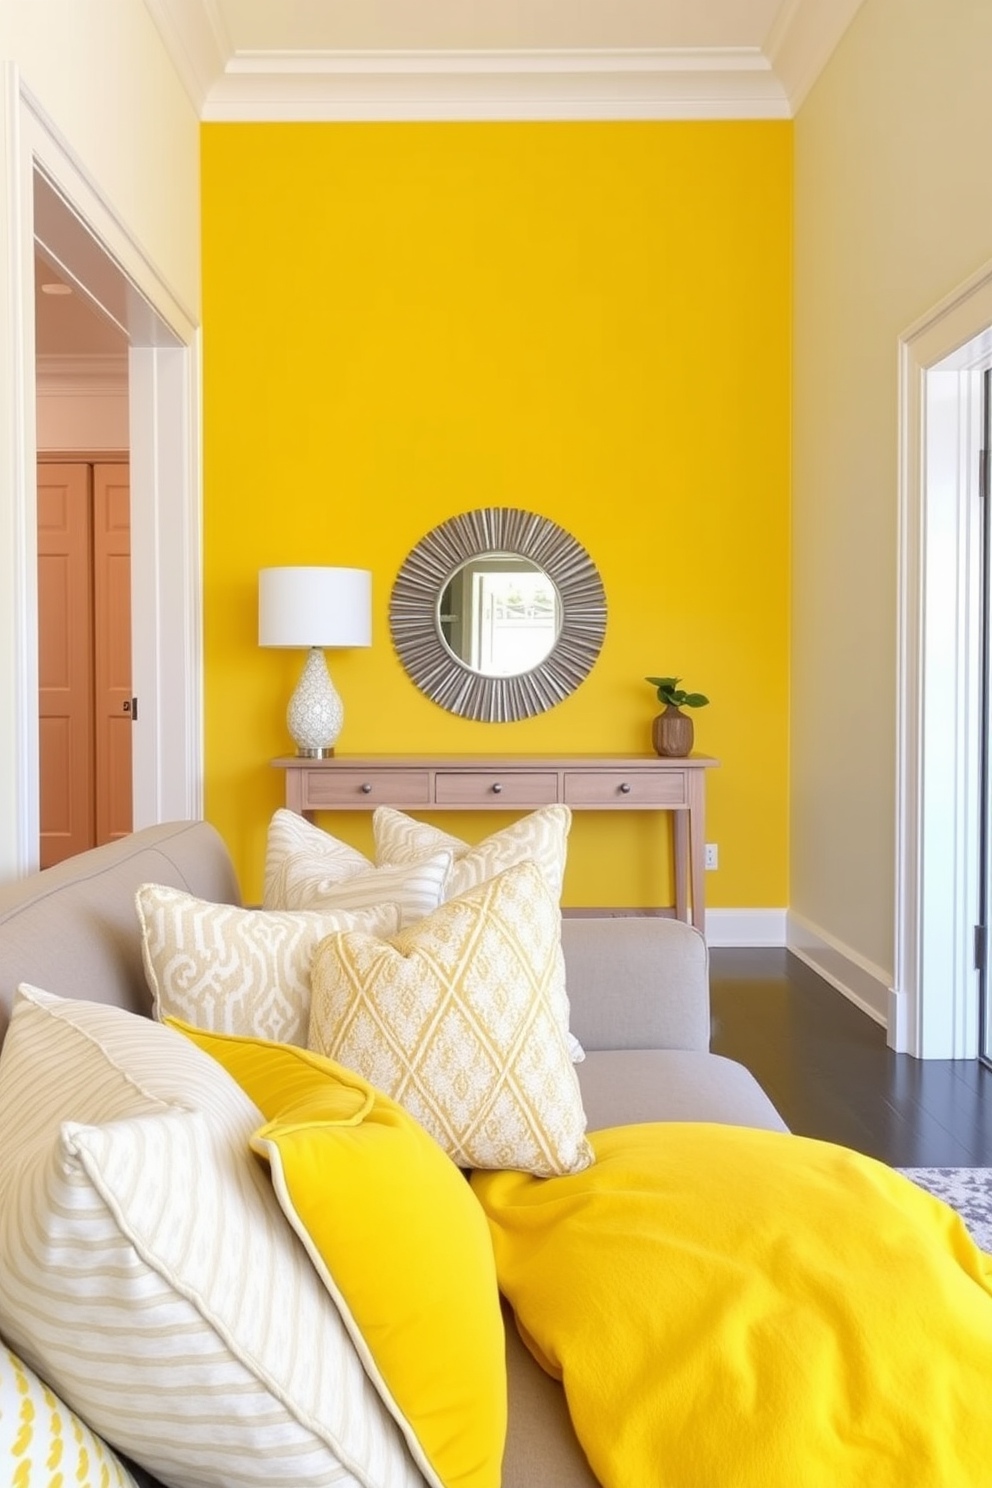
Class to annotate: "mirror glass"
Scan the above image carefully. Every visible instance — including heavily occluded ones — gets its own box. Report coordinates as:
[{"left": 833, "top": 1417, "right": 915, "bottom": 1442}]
[
  {"left": 390, "top": 508, "right": 607, "bottom": 723},
  {"left": 437, "top": 554, "right": 561, "bottom": 678}
]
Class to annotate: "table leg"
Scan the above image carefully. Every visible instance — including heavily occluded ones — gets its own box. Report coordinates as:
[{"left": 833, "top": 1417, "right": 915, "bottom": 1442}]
[
  {"left": 673, "top": 810, "right": 689, "bottom": 924},
  {"left": 687, "top": 770, "right": 706, "bottom": 936}
]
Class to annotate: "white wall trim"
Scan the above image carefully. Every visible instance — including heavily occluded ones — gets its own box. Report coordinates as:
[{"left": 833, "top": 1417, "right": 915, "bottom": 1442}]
[
  {"left": 787, "top": 910, "right": 889, "bottom": 1027},
  {"left": 0, "top": 72, "right": 203, "bottom": 881},
  {"left": 0, "top": 62, "right": 40, "bottom": 880},
  {"left": 706, "top": 908, "right": 787, "bottom": 948},
  {"left": 894, "top": 260, "right": 992, "bottom": 1057},
  {"left": 36, "top": 353, "right": 128, "bottom": 395}
]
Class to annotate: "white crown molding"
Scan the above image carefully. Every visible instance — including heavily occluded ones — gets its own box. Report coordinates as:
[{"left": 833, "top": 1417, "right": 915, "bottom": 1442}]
[
  {"left": 36, "top": 354, "right": 128, "bottom": 395},
  {"left": 201, "top": 47, "right": 789, "bottom": 122},
  {"left": 142, "top": 0, "right": 230, "bottom": 116},
  {"left": 142, "top": 0, "right": 867, "bottom": 122},
  {"left": 765, "top": 0, "right": 865, "bottom": 112}
]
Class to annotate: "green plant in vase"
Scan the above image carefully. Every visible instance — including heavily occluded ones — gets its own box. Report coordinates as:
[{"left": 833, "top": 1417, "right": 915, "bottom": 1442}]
[{"left": 645, "top": 676, "right": 709, "bottom": 758}]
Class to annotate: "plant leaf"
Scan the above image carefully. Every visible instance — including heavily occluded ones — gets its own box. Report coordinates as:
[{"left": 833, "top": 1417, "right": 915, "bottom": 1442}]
[{"left": 683, "top": 692, "right": 709, "bottom": 707}]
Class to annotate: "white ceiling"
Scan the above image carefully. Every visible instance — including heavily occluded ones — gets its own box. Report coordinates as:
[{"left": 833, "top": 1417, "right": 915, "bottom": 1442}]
[{"left": 143, "top": 0, "right": 865, "bottom": 121}]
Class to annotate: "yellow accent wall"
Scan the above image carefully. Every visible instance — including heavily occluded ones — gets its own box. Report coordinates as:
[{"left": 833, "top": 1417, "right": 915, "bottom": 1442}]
[{"left": 202, "top": 121, "right": 791, "bottom": 909}]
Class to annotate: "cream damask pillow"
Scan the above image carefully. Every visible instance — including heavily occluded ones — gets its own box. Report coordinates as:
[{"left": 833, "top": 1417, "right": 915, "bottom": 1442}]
[
  {"left": 0, "top": 985, "right": 424, "bottom": 1488},
  {"left": 308, "top": 860, "right": 594, "bottom": 1177},
  {"left": 136, "top": 883, "right": 401, "bottom": 1044},
  {"left": 372, "top": 803, "right": 572, "bottom": 903}
]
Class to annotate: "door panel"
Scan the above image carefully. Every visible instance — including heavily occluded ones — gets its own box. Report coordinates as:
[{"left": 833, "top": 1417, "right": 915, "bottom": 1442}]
[
  {"left": 93, "top": 464, "right": 133, "bottom": 844},
  {"left": 37, "top": 464, "right": 95, "bottom": 866}
]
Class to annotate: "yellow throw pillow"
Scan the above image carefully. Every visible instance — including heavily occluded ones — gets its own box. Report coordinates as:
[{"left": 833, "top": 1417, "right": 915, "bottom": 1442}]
[
  {"left": 169, "top": 1023, "right": 507, "bottom": 1488},
  {"left": 372, "top": 803, "right": 571, "bottom": 903},
  {"left": 473, "top": 1123, "right": 992, "bottom": 1488},
  {"left": 308, "top": 859, "right": 594, "bottom": 1177}
]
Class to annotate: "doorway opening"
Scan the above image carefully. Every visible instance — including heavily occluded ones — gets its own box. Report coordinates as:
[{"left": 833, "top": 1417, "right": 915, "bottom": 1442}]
[{"left": 894, "top": 260, "right": 992, "bottom": 1059}]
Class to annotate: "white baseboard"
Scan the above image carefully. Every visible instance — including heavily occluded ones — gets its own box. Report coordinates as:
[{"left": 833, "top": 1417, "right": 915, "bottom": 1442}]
[
  {"left": 705, "top": 908, "right": 787, "bottom": 947},
  {"left": 786, "top": 910, "right": 891, "bottom": 1027}
]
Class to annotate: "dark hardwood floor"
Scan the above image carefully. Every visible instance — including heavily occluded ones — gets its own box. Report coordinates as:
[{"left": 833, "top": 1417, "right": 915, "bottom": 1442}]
[{"left": 708, "top": 947, "right": 992, "bottom": 1167}]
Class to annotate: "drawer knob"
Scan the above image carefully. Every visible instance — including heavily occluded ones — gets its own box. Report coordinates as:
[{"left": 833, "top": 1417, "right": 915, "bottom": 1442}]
[
  {"left": 361, "top": 782, "right": 373, "bottom": 794},
  {"left": 491, "top": 782, "right": 503, "bottom": 794},
  {"left": 619, "top": 782, "right": 632, "bottom": 794}
]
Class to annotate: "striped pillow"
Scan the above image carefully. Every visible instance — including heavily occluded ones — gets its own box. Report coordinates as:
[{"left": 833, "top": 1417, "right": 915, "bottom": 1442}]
[
  {"left": 264, "top": 809, "right": 452, "bottom": 926},
  {"left": 0, "top": 985, "right": 425, "bottom": 1488},
  {"left": 372, "top": 804, "right": 572, "bottom": 903},
  {"left": 136, "top": 883, "right": 401, "bottom": 1044},
  {"left": 264, "top": 808, "right": 374, "bottom": 906},
  {"left": 0, "top": 1342, "right": 139, "bottom": 1488}
]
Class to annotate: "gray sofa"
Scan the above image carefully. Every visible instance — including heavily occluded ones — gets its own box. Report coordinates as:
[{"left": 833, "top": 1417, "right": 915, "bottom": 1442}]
[{"left": 0, "top": 820, "right": 786, "bottom": 1488}]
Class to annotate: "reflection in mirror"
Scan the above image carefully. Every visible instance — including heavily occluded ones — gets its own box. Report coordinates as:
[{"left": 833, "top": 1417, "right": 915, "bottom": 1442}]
[
  {"left": 438, "top": 555, "right": 561, "bottom": 677},
  {"left": 390, "top": 507, "right": 607, "bottom": 723}
]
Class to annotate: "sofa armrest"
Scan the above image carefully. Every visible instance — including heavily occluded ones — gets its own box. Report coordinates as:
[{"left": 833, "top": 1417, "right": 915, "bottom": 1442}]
[{"left": 560, "top": 916, "right": 710, "bottom": 1053}]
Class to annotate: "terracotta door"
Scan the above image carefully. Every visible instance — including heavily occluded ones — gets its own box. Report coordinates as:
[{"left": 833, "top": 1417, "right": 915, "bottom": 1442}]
[{"left": 37, "top": 461, "right": 132, "bottom": 867}]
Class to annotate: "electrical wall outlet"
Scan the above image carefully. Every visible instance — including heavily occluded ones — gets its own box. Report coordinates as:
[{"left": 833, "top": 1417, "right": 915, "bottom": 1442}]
[{"left": 705, "top": 843, "right": 718, "bottom": 870}]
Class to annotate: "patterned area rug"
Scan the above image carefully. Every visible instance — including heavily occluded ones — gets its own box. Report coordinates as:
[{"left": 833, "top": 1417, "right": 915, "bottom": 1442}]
[{"left": 897, "top": 1167, "right": 992, "bottom": 1253}]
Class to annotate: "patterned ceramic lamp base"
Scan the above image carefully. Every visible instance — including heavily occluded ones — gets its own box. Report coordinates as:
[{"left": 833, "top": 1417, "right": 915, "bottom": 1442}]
[{"left": 287, "top": 647, "right": 344, "bottom": 757}]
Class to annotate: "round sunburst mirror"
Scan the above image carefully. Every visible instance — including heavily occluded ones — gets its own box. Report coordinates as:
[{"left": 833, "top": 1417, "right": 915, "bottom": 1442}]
[{"left": 389, "top": 507, "right": 607, "bottom": 722}]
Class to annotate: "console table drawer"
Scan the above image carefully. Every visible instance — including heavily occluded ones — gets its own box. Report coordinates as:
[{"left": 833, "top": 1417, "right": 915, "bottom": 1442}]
[
  {"left": 301, "top": 768, "right": 431, "bottom": 809},
  {"left": 564, "top": 769, "right": 688, "bottom": 808},
  {"left": 434, "top": 771, "right": 559, "bottom": 808}
]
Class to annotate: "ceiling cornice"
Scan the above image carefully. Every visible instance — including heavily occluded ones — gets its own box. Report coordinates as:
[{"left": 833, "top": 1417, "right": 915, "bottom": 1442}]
[{"left": 143, "top": 0, "right": 863, "bottom": 123}]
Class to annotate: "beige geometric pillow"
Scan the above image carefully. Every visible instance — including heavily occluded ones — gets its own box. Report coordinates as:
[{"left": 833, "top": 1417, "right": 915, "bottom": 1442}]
[
  {"left": 372, "top": 803, "right": 572, "bottom": 903},
  {"left": 372, "top": 804, "right": 584, "bottom": 1062},
  {"left": 136, "top": 883, "right": 401, "bottom": 1044},
  {"left": 0, "top": 985, "right": 424, "bottom": 1488},
  {"left": 308, "top": 860, "right": 594, "bottom": 1177}
]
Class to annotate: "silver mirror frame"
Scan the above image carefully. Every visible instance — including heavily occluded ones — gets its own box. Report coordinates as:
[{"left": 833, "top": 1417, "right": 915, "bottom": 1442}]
[{"left": 390, "top": 507, "right": 607, "bottom": 722}]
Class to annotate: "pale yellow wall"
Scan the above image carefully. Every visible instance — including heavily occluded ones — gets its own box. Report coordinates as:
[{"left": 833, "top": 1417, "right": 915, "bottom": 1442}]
[
  {"left": 0, "top": 0, "right": 200, "bottom": 313},
  {"left": 202, "top": 121, "right": 792, "bottom": 908},
  {"left": 792, "top": 0, "right": 992, "bottom": 967}
]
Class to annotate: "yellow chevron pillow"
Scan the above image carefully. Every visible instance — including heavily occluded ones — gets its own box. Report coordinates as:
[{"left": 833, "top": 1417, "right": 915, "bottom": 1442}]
[
  {"left": 0, "top": 1343, "right": 140, "bottom": 1488},
  {"left": 372, "top": 803, "right": 571, "bottom": 903},
  {"left": 137, "top": 883, "right": 400, "bottom": 1044},
  {"left": 169, "top": 1025, "right": 507, "bottom": 1488},
  {"left": 309, "top": 859, "right": 594, "bottom": 1177}
]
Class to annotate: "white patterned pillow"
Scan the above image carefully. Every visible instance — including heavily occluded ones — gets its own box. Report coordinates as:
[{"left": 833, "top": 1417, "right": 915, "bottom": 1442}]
[
  {"left": 0, "top": 1342, "right": 140, "bottom": 1487},
  {"left": 308, "top": 860, "right": 594, "bottom": 1177},
  {"left": 372, "top": 803, "right": 572, "bottom": 903},
  {"left": 136, "top": 884, "right": 401, "bottom": 1044},
  {"left": 0, "top": 985, "right": 425, "bottom": 1488},
  {"left": 264, "top": 807, "right": 373, "bottom": 906},
  {"left": 270, "top": 849, "right": 453, "bottom": 928}
]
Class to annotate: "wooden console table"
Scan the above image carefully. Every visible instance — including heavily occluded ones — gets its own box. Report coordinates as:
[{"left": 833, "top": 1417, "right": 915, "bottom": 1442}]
[{"left": 273, "top": 753, "right": 718, "bottom": 933}]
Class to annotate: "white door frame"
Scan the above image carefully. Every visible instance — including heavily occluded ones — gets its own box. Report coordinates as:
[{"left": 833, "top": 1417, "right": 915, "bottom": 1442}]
[
  {"left": 893, "top": 259, "right": 992, "bottom": 1057},
  {"left": 0, "top": 66, "right": 202, "bottom": 879}
]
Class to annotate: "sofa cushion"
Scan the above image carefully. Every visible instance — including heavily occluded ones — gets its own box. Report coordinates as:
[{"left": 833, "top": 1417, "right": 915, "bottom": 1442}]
[
  {"left": 0, "top": 985, "right": 425, "bottom": 1488},
  {"left": 136, "top": 882, "right": 400, "bottom": 1044},
  {"left": 309, "top": 860, "right": 593, "bottom": 1177},
  {"left": 264, "top": 806, "right": 372, "bottom": 902},
  {"left": 0, "top": 1340, "right": 142, "bottom": 1488},
  {"left": 171, "top": 1024, "right": 507, "bottom": 1488}
]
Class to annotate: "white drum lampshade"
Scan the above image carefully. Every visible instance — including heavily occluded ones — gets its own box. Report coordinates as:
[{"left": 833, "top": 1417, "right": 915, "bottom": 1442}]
[{"left": 259, "top": 566, "right": 372, "bottom": 757}]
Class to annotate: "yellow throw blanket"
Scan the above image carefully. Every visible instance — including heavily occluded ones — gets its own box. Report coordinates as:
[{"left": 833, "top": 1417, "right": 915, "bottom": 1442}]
[{"left": 471, "top": 1123, "right": 992, "bottom": 1488}]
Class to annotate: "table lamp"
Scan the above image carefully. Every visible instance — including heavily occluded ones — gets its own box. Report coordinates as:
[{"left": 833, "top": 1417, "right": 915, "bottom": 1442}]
[{"left": 258, "top": 566, "right": 372, "bottom": 757}]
